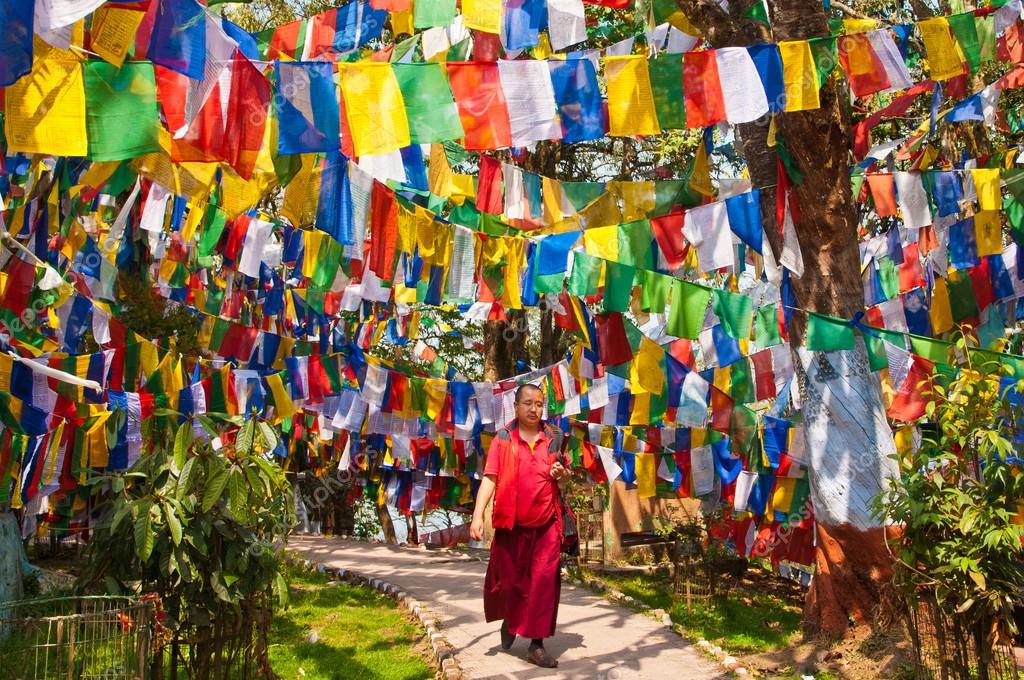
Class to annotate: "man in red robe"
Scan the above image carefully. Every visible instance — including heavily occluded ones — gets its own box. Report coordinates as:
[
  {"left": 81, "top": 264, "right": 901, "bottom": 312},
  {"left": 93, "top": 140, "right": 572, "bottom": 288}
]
[{"left": 470, "top": 384, "right": 569, "bottom": 668}]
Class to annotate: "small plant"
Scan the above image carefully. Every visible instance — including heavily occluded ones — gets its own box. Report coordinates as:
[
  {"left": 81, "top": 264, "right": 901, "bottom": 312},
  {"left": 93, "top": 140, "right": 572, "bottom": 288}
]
[
  {"left": 79, "top": 416, "right": 296, "bottom": 677},
  {"left": 873, "top": 328, "right": 1024, "bottom": 675}
]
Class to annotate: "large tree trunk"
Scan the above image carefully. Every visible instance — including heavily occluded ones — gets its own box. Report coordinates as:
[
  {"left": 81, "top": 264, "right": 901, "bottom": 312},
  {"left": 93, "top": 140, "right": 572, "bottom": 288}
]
[{"left": 677, "top": 0, "right": 899, "bottom": 636}]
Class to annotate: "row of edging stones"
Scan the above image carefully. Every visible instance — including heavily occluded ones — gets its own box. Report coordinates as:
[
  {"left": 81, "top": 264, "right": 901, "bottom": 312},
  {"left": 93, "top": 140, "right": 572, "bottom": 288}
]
[
  {"left": 291, "top": 554, "right": 464, "bottom": 680},
  {"left": 571, "top": 572, "right": 749, "bottom": 677}
]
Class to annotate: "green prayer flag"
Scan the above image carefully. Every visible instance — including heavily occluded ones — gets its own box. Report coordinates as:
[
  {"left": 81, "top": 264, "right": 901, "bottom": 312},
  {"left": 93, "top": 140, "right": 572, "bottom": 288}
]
[
  {"left": 977, "top": 308, "right": 1005, "bottom": 350},
  {"left": 562, "top": 181, "right": 606, "bottom": 211},
  {"left": 808, "top": 36, "right": 838, "bottom": 85},
  {"left": 393, "top": 62, "right": 465, "bottom": 144},
  {"left": 652, "top": 180, "right": 688, "bottom": 216},
  {"left": 976, "top": 15, "right": 996, "bottom": 62},
  {"left": 667, "top": 280, "right": 711, "bottom": 340},
  {"left": 948, "top": 12, "right": 982, "bottom": 73},
  {"left": 947, "top": 270, "right": 980, "bottom": 321},
  {"left": 413, "top": 0, "right": 456, "bottom": 28},
  {"left": 198, "top": 208, "right": 228, "bottom": 258},
  {"left": 712, "top": 288, "right": 753, "bottom": 340},
  {"left": 84, "top": 62, "right": 160, "bottom": 161},
  {"left": 603, "top": 261, "right": 635, "bottom": 312},
  {"left": 649, "top": 55, "right": 686, "bottom": 130},
  {"left": 730, "top": 360, "right": 755, "bottom": 405},
  {"left": 805, "top": 313, "right": 855, "bottom": 351},
  {"left": 754, "top": 304, "right": 781, "bottom": 347},
  {"left": 909, "top": 335, "right": 951, "bottom": 364},
  {"left": 877, "top": 257, "right": 899, "bottom": 300},
  {"left": 640, "top": 270, "right": 673, "bottom": 314},
  {"left": 864, "top": 333, "right": 889, "bottom": 372},
  {"left": 568, "top": 251, "right": 603, "bottom": 296},
  {"left": 450, "top": 201, "right": 481, "bottom": 229},
  {"left": 617, "top": 220, "right": 654, "bottom": 270}
]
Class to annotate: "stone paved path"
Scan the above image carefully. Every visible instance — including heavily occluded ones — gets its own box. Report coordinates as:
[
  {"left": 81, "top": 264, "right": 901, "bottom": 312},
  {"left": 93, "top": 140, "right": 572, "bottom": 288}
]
[{"left": 289, "top": 535, "right": 727, "bottom": 680}]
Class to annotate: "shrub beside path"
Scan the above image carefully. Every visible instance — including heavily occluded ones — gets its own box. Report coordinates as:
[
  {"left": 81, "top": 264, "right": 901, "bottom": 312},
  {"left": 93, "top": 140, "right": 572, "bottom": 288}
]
[{"left": 289, "top": 535, "right": 728, "bottom": 680}]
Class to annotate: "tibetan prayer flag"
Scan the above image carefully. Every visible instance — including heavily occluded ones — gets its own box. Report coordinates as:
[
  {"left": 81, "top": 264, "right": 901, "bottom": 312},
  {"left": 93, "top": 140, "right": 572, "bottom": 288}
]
[
  {"left": 463, "top": 0, "right": 502, "bottom": 33},
  {"left": 650, "top": 212, "right": 688, "bottom": 268},
  {"left": 414, "top": 0, "right": 457, "bottom": 28},
  {"left": 149, "top": 0, "right": 206, "bottom": 79},
  {"left": 504, "top": 0, "right": 546, "bottom": 50},
  {"left": 918, "top": 17, "right": 967, "bottom": 80},
  {"left": 668, "top": 280, "right": 711, "bottom": 340},
  {"left": 605, "top": 56, "right": 661, "bottom": 137},
  {"left": 5, "top": 59, "right": 87, "bottom": 157},
  {"left": 778, "top": 40, "right": 819, "bottom": 112},
  {"left": 533, "top": 231, "right": 580, "bottom": 294},
  {"left": 275, "top": 62, "right": 340, "bottom": 155},
  {"left": 392, "top": 62, "right": 464, "bottom": 144},
  {"left": 498, "top": 60, "right": 562, "bottom": 146},
  {"left": 549, "top": 58, "right": 606, "bottom": 143},
  {"left": 806, "top": 313, "right": 855, "bottom": 351},
  {"left": 548, "top": 0, "right": 586, "bottom": 51},
  {"left": 682, "top": 51, "right": 726, "bottom": 128},
  {"left": 867, "top": 29, "right": 913, "bottom": 92},
  {"left": 894, "top": 172, "right": 932, "bottom": 228},
  {"left": 631, "top": 337, "right": 665, "bottom": 395},
  {"left": 595, "top": 313, "right": 634, "bottom": 366},
  {"left": 838, "top": 32, "right": 890, "bottom": 97},
  {"left": 866, "top": 174, "right": 898, "bottom": 217},
  {"left": 948, "top": 12, "right": 982, "bottom": 73},
  {"left": 971, "top": 168, "right": 1001, "bottom": 211},
  {"left": 715, "top": 47, "right": 769, "bottom": 124},
  {"left": 339, "top": 62, "right": 411, "bottom": 156},
  {"left": 603, "top": 261, "right": 635, "bottom": 312},
  {"left": 446, "top": 62, "right": 513, "bottom": 150},
  {"left": 754, "top": 304, "right": 781, "bottom": 347},
  {"left": 90, "top": 6, "right": 147, "bottom": 68},
  {"left": 84, "top": 62, "right": 160, "bottom": 161},
  {"left": 725, "top": 190, "right": 762, "bottom": 254},
  {"left": 712, "top": 288, "right": 753, "bottom": 340},
  {"left": 0, "top": 2, "right": 32, "bottom": 86},
  {"left": 568, "top": 251, "right": 602, "bottom": 295},
  {"left": 682, "top": 201, "right": 733, "bottom": 272},
  {"left": 649, "top": 55, "right": 686, "bottom": 129}
]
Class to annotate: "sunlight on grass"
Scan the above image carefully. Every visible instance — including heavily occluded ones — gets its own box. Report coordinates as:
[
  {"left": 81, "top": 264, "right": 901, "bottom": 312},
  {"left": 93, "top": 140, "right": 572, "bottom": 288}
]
[
  {"left": 585, "top": 568, "right": 803, "bottom": 654},
  {"left": 269, "top": 565, "right": 434, "bottom": 680}
]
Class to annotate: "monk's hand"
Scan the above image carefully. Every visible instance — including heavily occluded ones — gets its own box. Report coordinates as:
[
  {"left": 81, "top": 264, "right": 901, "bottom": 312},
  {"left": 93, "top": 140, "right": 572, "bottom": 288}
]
[
  {"left": 470, "top": 516, "right": 484, "bottom": 541},
  {"left": 550, "top": 461, "right": 569, "bottom": 482}
]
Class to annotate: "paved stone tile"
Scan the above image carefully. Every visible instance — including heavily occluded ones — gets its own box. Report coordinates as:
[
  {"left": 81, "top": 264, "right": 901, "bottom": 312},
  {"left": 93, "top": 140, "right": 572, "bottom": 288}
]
[{"left": 289, "top": 535, "right": 728, "bottom": 680}]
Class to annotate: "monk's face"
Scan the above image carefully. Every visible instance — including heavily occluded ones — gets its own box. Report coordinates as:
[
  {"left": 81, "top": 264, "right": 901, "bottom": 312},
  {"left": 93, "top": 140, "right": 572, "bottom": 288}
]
[{"left": 515, "top": 387, "right": 544, "bottom": 427}]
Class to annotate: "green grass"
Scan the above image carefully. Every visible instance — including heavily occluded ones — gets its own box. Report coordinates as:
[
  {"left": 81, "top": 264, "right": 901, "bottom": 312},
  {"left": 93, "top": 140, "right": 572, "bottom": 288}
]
[
  {"left": 584, "top": 567, "right": 803, "bottom": 654},
  {"left": 269, "top": 565, "right": 434, "bottom": 680}
]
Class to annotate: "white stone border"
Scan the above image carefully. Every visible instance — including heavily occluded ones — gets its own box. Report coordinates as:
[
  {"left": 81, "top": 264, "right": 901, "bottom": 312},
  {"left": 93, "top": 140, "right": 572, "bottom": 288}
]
[
  {"left": 568, "top": 571, "right": 749, "bottom": 678},
  {"left": 288, "top": 554, "right": 464, "bottom": 680}
]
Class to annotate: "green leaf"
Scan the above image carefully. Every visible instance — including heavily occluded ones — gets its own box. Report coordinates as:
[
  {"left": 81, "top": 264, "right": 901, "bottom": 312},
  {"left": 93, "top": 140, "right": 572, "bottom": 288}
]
[
  {"left": 258, "top": 421, "right": 278, "bottom": 452},
  {"left": 274, "top": 571, "right": 289, "bottom": 608},
  {"left": 969, "top": 571, "right": 986, "bottom": 589},
  {"left": 173, "top": 425, "right": 193, "bottom": 472},
  {"left": 202, "top": 469, "right": 229, "bottom": 512},
  {"left": 229, "top": 471, "right": 248, "bottom": 518},
  {"left": 236, "top": 420, "right": 256, "bottom": 455},
  {"left": 178, "top": 456, "right": 198, "bottom": 499},
  {"left": 134, "top": 512, "right": 155, "bottom": 562},
  {"left": 164, "top": 502, "right": 183, "bottom": 546}
]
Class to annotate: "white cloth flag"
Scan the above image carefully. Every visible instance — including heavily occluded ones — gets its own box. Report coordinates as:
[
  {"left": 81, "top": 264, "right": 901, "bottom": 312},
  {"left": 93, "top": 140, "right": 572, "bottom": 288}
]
[
  {"left": 238, "top": 217, "right": 274, "bottom": 278},
  {"left": 683, "top": 201, "right": 734, "bottom": 272},
  {"left": 361, "top": 363, "right": 389, "bottom": 407},
  {"left": 498, "top": 60, "right": 562, "bottom": 146},
  {"left": 868, "top": 29, "right": 913, "bottom": 93},
  {"left": 447, "top": 226, "right": 477, "bottom": 301},
  {"left": 140, "top": 183, "right": 171, "bottom": 233},
  {"left": 666, "top": 26, "right": 700, "bottom": 53},
  {"left": 734, "top": 470, "right": 758, "bottom": 512},
  {"left": 690, "top": 446, "right": 715, "bottom": 496},
  {"left": 779, "top": 195, "right": 805, "bottom": 277},
  {"left": 715, "top": 48, "right": 769, "bottom": 124},
  {"left": 676, "top": 370, "right": 710, "bottom": 427},
  {"left": 503, "top": 163, "right": 528, "bottom": 219},
  {"left": 548, "top": 0, "right": 586, "bottom": 51},
  {"left": 596, "top": 445, "right": 623, "bottom": 488},
  {"left": 894, "top": 172, "right": 933, "bottom": 228},
  {"left": 35, "top": 0, "right": 106, "bottom": 31},
  {"left": 878, "top": 297, "right": 909, "bottom": 332}
]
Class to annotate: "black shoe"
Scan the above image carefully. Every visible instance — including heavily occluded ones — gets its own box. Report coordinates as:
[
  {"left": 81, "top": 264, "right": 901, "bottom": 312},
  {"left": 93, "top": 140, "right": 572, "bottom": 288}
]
[
  {"left": 500, "top": 622, "right": 516, "bottom": 650},
  {"left": 527, "top": 645, "right": 558, "bottom": 668}
]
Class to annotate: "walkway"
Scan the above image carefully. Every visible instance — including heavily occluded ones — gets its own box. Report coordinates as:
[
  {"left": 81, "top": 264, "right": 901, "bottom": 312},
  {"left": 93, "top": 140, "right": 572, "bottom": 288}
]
[{"left": 289, "top": 535, "right": 727, "bottom": 680}]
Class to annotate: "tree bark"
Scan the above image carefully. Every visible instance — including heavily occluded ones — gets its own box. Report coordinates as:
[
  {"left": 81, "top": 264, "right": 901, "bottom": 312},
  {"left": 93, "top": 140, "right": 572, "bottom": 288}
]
[{"left": 676, "top": 0, "right": 899, "bottom": 636}]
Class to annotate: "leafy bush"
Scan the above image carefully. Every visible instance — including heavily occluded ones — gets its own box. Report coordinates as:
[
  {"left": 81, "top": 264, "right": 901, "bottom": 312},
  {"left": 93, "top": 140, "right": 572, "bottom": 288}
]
[
  {"left": 874, "top": 330, "right": 1024, "bottom": 661},
  {"left": 79, "top": 417, "right": 295, "bottom": 631}
]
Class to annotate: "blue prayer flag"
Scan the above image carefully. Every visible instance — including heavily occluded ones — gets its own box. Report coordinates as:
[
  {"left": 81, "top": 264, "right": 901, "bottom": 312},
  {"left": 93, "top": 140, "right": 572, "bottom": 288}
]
[
  {"left": 0, "top": 1, "right": 33, "bottom": 86},
  {"left": 149, "top": 0, "right": 206, "bottom": 80},
  {"left": 549, "top": 59, "right": 606, "bottom": 143},
  {"left": 725, "top": 190, "right": 762, "bottom": 254},
  {"left": 275, "top": 62, "right": 340, "bottom": 155}
]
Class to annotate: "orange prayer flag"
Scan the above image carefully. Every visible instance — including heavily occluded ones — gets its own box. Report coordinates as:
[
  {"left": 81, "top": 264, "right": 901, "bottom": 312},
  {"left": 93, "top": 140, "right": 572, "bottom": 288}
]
[
  {"left": 866, "top": 173, "right": 898, "bottom": 217},
  {"left": 445, "top": 61, "right": 512, "bottom": 150}
]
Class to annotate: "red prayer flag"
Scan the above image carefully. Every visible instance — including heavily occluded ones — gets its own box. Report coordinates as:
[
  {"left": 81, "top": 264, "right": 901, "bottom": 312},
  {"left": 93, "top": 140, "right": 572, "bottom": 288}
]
[
  {"left": 446, "top": 62, "right": 513, "bottom": 150},
  {"left": 838, "top": 33, "right": 891, "bottom": 97},
  {"left": 682, "top": 51, "right": 726, "bottom": 128},
  {"left": 887, "top": 355, "right": 934, "bottom": 422},
  {"left": 0, "top": 254, "right": 35, "bottom": 314},
  {"left": 650, "top": 212, "right": 688, "bottom": 268},
  {"left": 751, "top": 349, "right": 776, "bottom": 401},
  {"left": 367, "top": 182, "right": 399, "bottom": 278},
  {"left": 898, "top": 242, "right": 926, "bottom": 292},
  {"left": 477, "top": 155, "right": 504, "bottom": 214},
  {"left": 594, "top": 312, "right": 633, "bottom": 366},
  {"left": 866, "top": 174, "right": 898, "bottom": 217}
]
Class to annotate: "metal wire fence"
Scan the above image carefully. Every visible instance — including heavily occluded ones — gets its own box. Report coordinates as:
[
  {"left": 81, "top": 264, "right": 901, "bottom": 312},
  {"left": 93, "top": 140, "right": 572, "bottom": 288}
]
[{"left": 0, "top": 596, "right": 153, "bottom": 680}]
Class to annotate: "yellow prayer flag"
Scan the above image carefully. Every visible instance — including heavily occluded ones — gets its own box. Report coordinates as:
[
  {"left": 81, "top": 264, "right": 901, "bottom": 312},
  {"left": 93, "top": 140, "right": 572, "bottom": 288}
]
[
  {"left": 428, "top": 143, "right": 457, "bottom": 198},
  {"left": 462, "top": 0, "right": 501, "bottom": 33},
  {"left": 918, "top": 18, "right": 967, "bottom": 80},
  {"left": 842, "top": 18, "right": 878, "bottom": 33},
  {"left": 604, "top": 56, "right": 661, "bottom": 137},
  {"left": 501, "top": 237, "right": 526, "bottom": 310},
  {"left": 281, "top": 155, "right": 320, "bottom": 227},
  {"left": 90, "top": 7, "right": 147, "bottom": 67},
  {"left": 779, "top": 40, "right": 820, "bottom": 112},
  {"left": 609, "top": 181, "right": 656, "bottom": 222},
  {"left": 630, "top": 392, "right": 651, "bottom": 425},
  {"left": 929, "top": 276, "right": 955, "bottom": 335},
  {"left": 636, "top": 453, "right": 657, "bottom": 499},
  {"left": 5, "top": 59, "right": 88, "bottom": 157},
  {"left": 339, "top": 63, "right": 411, "bottom": 157},
  {"left": 583, "top": 225, "right": 620, "bottom": 260},
  {"left": 771, "top": 477, "right": 797, "bottom": 513},
  {"left": 391, "top": 9, "right": 414, "bottom": 36},
  {"left": 974, "top": 209, "right": 1002, "bottom": 257},
  {"left": 630, "top": 336, "right": 665, "bottom": 395},
  {"left": 971, "top": 168, "right": 1002, "bottom": 211}
]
